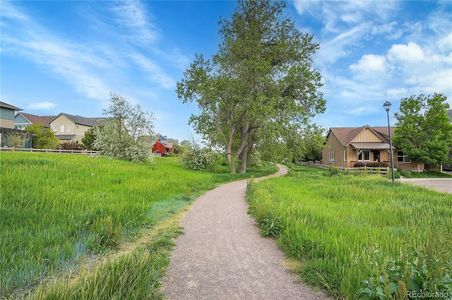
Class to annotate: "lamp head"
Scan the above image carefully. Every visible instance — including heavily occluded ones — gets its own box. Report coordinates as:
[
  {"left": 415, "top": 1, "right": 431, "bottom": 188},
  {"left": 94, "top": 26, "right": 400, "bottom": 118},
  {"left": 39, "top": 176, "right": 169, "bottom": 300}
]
[{"left": 383, "top": 101, "right": 391, "bottom": 112}]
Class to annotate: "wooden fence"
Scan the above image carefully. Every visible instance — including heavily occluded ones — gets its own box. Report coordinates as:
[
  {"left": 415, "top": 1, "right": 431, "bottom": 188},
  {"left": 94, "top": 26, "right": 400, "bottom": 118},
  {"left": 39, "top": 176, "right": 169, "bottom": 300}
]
[
  {"left": 0, "top": 147, "right": 100, "bottom": 155},
  {"left": 299, "top": 162, "right": 391, "bottom": 175}
]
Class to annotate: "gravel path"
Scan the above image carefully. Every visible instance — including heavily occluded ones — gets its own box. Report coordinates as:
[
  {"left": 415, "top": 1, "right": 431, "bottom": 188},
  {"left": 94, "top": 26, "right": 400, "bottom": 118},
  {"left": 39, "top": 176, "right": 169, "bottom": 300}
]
[{"left": 163, "top": 165, "right": 328, "bottom": 300}]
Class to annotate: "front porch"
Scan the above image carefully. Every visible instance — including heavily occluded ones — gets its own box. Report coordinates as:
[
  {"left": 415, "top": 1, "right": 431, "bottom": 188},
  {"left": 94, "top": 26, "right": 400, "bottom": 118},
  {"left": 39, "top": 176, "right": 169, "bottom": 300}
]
[{"left": 348, "top": 142, "right": 391, "bottom": 167}]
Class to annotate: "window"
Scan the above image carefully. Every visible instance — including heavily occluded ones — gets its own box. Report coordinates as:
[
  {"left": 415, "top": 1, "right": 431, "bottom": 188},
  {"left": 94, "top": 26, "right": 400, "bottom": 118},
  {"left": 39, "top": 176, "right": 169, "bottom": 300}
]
[
  {"left": 397, "top": 151, "right": 411, "bottom": 163},
  {"left": 329, "top": 151, "right": 335, "bottom": 162},
  {"left": 358, "top": 150, "right": 370, "bottom": 161},
  {"left": 60, "top": 125, "right": 65, "bottom": 133}
]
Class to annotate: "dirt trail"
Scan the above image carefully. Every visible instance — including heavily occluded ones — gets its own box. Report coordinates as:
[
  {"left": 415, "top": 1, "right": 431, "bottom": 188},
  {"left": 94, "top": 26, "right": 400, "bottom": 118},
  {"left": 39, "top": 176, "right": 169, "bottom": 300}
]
[{"left": 163, "top": 165, "right": 328, "bottom": 300}]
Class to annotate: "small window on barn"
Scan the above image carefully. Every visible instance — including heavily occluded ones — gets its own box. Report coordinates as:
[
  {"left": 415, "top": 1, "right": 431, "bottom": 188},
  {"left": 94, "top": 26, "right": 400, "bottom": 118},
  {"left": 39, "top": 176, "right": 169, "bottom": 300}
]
[
  {"left": 329, "top": 151, "right": 335, "bottom": 162},
  {"left": 60, "top": 125, "right": 65, "bottom": 133},
  {"left": 397, "top": 151, "right": 411, "bottom": 163}
]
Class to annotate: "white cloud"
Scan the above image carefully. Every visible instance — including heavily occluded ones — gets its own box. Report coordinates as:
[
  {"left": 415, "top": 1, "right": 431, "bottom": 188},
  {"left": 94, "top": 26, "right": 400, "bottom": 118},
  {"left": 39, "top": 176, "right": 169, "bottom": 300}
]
[
  {"left": 1, "top": 2, "right": 112, "bottom": 101},
  {"left": 316, "top": 23, "right": 370, "bottom": 65},
  {"left": 110, "top": 0, "right": 159, "bottom": 44},
  {"left": 27, "top": 101, "right": 57, "bottom": 110},
  {"left": 350, "top": 54, "right": 387, "bottom": 73},
  {"left": 387, "top": 42, "right": 425, "bottom": 64},
  {"left": 130, "top": 52, "right": 176, "bottom": 89},
  {"left": 293, "top": 0, "right": 398, "bottom": 33}
]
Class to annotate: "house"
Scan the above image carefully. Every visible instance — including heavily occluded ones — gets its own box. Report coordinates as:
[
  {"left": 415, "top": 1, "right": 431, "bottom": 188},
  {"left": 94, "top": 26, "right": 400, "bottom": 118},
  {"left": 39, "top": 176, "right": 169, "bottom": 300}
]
[
  {"left": 448, "top": 109, "right": 452, "bottom": 123},
  {"left": 15, "top": 112, "right": 55, "bottom": 129},
  {"left": 322, "top": 125, "right": 424, "bottom": 172},
  {"left": 152, "top": 139, "right": 174, "bottom": 156},
  {"left": 0, "top": 101, "right": 32, "bottom": 148},
  {"left": 49, "top": 113, "right": 107, "bottom": 143}
]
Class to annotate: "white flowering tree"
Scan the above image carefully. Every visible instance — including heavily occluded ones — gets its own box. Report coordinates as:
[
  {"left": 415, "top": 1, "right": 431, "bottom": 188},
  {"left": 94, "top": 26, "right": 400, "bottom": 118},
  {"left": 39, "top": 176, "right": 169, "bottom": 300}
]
[{"left": 94, "top": 93, "right": 154, "bottom": 162}]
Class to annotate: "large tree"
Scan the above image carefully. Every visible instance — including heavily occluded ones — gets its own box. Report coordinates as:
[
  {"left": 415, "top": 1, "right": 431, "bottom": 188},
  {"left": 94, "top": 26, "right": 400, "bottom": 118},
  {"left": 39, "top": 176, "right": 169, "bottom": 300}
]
[
  {"left": 394, "top": 93, "right": 452, "bottom": 166},
  {"left": 177, "top": 0, "right": 325, "bottom": 173}
]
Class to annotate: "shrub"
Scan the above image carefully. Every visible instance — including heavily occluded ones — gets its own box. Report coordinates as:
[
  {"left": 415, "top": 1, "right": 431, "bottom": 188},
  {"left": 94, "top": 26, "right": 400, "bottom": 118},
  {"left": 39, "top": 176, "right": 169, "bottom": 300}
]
[
  {"left": 354, "top": 162, "right": 365, "bottom": 167},
  {"left": 323, "top": 166, "right": 341, "bottom": 177},
  {"left": 60, "top": 141, "right": 85, "bottom": 150},
  {"left": 367, "top": 162, "right": 388, "bottom": 167},
  {"left": 25, "top": 124, "right": 59, "bottom": 149},
  {"left": 6, "top": 133, "right": 26, "bottom": 148},
  {"left": 181, "top": 147, "right": 214, "bottom": 170},
  {"left": 81, "top": 127, "right": 100, "bottom": 150}
]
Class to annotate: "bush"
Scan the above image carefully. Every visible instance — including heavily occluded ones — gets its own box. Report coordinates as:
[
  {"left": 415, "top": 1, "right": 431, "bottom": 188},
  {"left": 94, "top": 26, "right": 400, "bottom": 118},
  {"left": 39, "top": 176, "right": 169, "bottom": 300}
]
[
  {"left": 60, "top": 141, "right": 85, "bottom": 150},
  {"left": 25, "top": 124, "right": 59, "bottom": 149},
  {"left": 81, "top": 127, "right": 99, "bottom": 150},
  {"left": 6, "top": 133, "right": 26, "bottom": 148},
  {"left": 354, "top": 162, "right": 388, "bottom": 168},
  {"left": 323, "top": 166, "right": 342, "bottom": 177},
  {"left": 181, "top": 147, "right": 214, "bottom": 170}
]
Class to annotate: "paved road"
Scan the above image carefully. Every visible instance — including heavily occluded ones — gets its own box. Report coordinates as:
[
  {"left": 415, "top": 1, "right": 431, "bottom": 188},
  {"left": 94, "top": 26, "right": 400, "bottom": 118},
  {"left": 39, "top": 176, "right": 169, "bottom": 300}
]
[
  {"left": 163, "top": 165, "right": 328, "bottom": 300},
  {"left": 400, "top": 178, "right": 452, "bottom": 194}
]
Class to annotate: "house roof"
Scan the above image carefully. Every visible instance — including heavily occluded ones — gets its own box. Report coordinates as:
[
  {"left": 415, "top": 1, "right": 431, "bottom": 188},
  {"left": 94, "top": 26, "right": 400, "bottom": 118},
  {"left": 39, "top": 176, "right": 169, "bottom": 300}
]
[
  {"left": 350, "top": 142, "right": 391, "bottom": 150},
  {"left": 329, "top": 125, "right": 395, "bottom": 146},
  {"left": 50, "top": 113, "right": 108, "bottom": 127},
  {"left": 18, "top": 112, "right": 55, "bottom": 127},
  {"left": 448, "top": 109, "right": 452, "bottom": 122},
  {"left": 0, "top": 101, "right": 22, "bottom": 111}
]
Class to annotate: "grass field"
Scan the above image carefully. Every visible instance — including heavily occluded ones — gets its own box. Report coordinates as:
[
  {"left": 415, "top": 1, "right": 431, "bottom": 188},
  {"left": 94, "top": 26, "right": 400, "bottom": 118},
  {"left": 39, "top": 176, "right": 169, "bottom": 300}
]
[
  {"left": 0, "top": 152, "right": 275, "bottom": 297},
  {"left": 247, "top": 166, "right": 452, "bottom": 299}
]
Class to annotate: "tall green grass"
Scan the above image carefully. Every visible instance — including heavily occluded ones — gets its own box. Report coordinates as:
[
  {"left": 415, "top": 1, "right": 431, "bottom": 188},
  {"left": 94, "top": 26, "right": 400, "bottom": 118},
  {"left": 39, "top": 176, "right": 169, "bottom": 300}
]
[
  {"left": 247, "top": 166, "right": 452, "bottom": 299},
  {"left": 0, "top": 153, "right": 275, "bottom": 297}
]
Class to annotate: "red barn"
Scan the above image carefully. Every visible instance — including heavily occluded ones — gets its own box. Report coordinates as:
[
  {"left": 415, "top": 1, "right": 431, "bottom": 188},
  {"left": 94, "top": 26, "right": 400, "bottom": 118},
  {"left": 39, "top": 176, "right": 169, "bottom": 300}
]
[{"left": 152, "top": 139, "right": 174, "bottom": 156}]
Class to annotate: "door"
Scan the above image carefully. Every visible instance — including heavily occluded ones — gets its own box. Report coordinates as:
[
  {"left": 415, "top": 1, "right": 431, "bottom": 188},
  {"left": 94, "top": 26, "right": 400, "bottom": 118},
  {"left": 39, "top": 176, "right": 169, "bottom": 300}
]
[{"left": 373, "top": 150, "right": 380, "bottom": 162}]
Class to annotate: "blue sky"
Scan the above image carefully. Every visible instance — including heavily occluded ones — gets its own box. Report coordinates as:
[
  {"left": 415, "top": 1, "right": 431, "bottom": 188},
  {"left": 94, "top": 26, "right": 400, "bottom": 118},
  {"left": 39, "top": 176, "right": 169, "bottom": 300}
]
[{"left": 1, "top": 1, "right": 451, "bottom": 140}]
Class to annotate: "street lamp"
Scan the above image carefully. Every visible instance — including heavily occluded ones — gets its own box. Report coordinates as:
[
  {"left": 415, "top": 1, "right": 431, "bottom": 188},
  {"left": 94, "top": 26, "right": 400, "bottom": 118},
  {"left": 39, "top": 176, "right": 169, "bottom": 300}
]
[{"left": 384, "top": 101, "right": 395, "bottom": 183}]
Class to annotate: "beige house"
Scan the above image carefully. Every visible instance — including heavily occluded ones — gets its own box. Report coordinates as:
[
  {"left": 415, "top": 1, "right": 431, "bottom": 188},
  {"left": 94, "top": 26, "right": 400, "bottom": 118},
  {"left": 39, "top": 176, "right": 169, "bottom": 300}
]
[
  {"left": 49, "top": 113, "right": 107, "bottom": 143},
  {"left": 322, "top": 125, "right": 424, "bottom": 172}
]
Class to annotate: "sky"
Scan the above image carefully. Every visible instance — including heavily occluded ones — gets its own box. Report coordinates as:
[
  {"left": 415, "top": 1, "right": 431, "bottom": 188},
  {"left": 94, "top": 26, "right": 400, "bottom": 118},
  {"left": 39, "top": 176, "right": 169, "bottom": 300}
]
[{"left": 1, "top": 0, "right": 451, "bottom": 140}]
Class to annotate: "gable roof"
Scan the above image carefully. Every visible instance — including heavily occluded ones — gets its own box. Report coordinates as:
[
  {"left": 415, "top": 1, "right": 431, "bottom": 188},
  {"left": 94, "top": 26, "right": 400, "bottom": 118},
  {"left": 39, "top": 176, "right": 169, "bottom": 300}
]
[
  {"left": 17, "top": 112, "right": 55, "bottom": 127},
  {"left": 50, "top": 113, "right": 108, "bottom": 127},
  {"left": 0, "top": 101, "right": 22, "bottom": 111},
  {"left": 328, "top": 125, "right": 395, "bottom": 146}
]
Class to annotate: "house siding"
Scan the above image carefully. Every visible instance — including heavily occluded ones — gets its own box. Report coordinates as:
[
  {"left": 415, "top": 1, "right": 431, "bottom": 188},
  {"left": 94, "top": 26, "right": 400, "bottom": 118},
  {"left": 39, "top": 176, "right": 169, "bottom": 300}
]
[
  {"left": 0, "top": 107, "right": 15, "bottom": 129},
  {"left": 352, "top": 128, "right": 383, "bottom": 142},
  {"left": 322, "top": 133, "right": 346, "bottom": 167}
]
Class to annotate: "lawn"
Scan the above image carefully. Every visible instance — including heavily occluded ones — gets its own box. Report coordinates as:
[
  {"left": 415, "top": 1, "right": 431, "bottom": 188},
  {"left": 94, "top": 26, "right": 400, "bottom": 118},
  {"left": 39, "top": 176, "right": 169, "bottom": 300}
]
[
  {"left": 247, "top": 166, "right": 452, "bottom": 299},
  {"left": 399, "top": 170, "right": 452, "bottom": 178},
  {"left": 0, "top": 152, "right": 275, "bottom": 297}
]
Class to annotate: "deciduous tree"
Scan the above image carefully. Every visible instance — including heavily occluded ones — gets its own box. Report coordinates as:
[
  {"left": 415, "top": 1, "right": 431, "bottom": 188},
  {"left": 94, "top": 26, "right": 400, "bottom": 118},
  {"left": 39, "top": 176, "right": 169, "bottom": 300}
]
[
  {"left": 394, "top": 93, "right": 452, "bottom": 166},
  {"left": 94, "top": 93, "right": 154, "bottom": 162},
  {"left": 177, "top": 0, "right": 325, "bottom": 173}
]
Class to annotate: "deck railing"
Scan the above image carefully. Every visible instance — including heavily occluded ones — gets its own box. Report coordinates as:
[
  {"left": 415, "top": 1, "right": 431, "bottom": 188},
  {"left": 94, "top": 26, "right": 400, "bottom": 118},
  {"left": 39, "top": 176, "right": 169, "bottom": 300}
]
[{"left": 0, "top": 147, "right": 100, "bottom": 155}]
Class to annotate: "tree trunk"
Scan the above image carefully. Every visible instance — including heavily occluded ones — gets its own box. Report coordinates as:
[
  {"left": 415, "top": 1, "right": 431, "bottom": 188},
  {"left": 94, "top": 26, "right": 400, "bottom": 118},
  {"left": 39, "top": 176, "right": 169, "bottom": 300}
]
[
  {"left": 226, "top": 128, "right": 236, "bottom": 173},
  {"left": 238, "top": 148, "right": 248, "bottom": 174}
]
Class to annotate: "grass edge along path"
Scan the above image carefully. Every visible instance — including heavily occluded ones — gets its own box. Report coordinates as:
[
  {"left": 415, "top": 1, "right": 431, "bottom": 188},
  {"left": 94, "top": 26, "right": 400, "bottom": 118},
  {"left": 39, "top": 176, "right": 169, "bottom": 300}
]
[
  {"left": 247, "top": 166, "right": 452, "bottom": 299},
  {"left": 26, "top": 204, "right": 187, "bottom": 300}
]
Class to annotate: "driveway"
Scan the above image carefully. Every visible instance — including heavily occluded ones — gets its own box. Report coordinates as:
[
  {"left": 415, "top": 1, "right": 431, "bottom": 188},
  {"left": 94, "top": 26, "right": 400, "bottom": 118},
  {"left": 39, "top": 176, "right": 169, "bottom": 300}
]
[{"left": 399, "top": 178, "right": 452, "bottom": 194}]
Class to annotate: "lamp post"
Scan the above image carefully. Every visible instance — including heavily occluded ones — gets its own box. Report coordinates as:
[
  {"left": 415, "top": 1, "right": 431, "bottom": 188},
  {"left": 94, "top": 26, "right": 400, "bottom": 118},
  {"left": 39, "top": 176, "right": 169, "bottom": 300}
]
[{"left": 384, "top": 101, "right": 395, "bottom": 183}]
